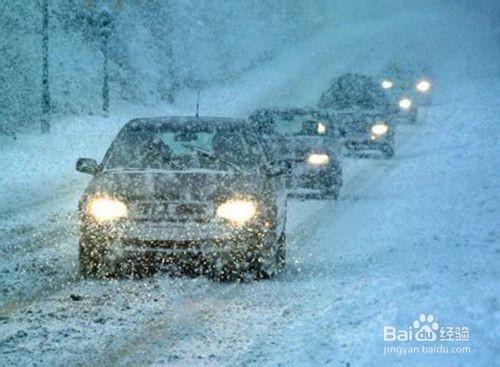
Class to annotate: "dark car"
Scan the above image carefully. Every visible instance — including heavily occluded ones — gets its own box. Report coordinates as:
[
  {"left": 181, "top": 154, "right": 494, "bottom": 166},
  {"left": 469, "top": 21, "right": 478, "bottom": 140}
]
[
  {"left": 318, "top": 73, "right": 396, "bottom": 157},
  {"left": 249, "top": 108, "right": 343, "bottom": 199},
  {"left": 76, "top": 116, "right": 288, "bottom": 280},
  {"left": 379, "top": 61, "right": 434, "bottom": 121}
]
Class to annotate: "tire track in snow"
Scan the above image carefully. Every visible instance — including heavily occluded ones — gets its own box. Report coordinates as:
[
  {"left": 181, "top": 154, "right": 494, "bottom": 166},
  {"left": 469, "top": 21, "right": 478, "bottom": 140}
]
[
  {"left": 90, "top": 281, "right": 244, "bottom": 366},
  {"left": 0, "top": 213, "right": 79, "bottom": 315}
]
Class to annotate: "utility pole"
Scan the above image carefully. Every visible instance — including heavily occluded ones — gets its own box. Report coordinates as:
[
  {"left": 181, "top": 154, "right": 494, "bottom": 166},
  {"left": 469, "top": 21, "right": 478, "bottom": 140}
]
[
  {"left": 99, "top": 7, "right": 113, "bottom": 117},
  {"left": 41, "top": 0, "right": 50, "bottom": 134},
  {"left": 195, "top": 90, "right": 200, "bottom": 117}
]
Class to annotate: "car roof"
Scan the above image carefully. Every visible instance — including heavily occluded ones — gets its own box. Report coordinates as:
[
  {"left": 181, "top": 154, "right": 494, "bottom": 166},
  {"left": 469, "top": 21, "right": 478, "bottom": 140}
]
[
  {"left": 123, "top": 116, "right": 248, "bottom": 131},
  {"left": 250, "top": 107, "right": 323, "bottom": 115},
  {"left": 248, "top": 108, "right": 329, "bottom": 122}
]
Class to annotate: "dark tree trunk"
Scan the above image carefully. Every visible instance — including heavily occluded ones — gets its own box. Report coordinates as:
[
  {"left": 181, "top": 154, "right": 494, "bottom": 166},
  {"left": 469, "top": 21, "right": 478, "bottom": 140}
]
[
  {"left": 99, "top": 9, "right": 112, "bottom": 117},
  {"left": 41, "top": 0, "right": 50, "bottom": 134},
  {"left": 102, "top": 35, "right": 109, "bottom": 116}
]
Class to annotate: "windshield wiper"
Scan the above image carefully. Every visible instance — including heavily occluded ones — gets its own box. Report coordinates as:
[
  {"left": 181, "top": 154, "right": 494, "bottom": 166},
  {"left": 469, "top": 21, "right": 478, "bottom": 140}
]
[{"left": 181, "top": 143, "right": 244, "bottom": 173}]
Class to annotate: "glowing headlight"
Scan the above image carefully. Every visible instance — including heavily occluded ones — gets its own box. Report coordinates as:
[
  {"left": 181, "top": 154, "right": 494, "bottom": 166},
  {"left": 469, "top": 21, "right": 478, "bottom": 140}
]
[
  {"left": 216, "top": 199, "right": 257, "bottom": 225},
  {"left": 307, "top": 153, "right": 329, "bottom": 166},
  {"left": 398, "top": 98, "right": 412, "bottom": 110},
  {"left": 381, "top": 80, "right": 393, "bottom": 89},
  {"left": 317, "top": 122, "right": 326, "bottom": 134},
  {"left": 87, "top": 197, "right": 128, "bottom": 223},
  {"left": 416, "top": 80, "right": 431, "bottom": 92},
  {"left": 371, "top": 123, "right": 389, "bottom": 136}
]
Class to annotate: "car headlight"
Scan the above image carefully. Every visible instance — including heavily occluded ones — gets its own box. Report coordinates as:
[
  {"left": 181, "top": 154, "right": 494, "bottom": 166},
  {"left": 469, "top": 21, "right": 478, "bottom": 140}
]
[
  {"left": 398, "top": 98, "right": 412, "bottom": 110},
  {"left": 317, "top": 122, "right": 326, "bottom": 134},
  {"left": 87, "top": 196, "right": 128, "bottom": 223},
  {"left": 381, "top": 80, "right": 393, "bottom": 89},
  {"left": 416, "top": 79, "right": 431, "bottom": 92},
  {"left": 371, "top": 123, "right": 389, "bottom": 136},
  {"left": 216, "top": 199, "right": 257, "bottom": 225},
  {"left": 307, "top": 153, "right": 329, "bottom": 166}
]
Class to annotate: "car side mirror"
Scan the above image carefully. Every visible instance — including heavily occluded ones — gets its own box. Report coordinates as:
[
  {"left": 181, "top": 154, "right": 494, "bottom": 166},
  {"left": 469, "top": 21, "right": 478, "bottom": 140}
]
[{"left": 76, "top": 158, "right": 99, "bottom": 175}]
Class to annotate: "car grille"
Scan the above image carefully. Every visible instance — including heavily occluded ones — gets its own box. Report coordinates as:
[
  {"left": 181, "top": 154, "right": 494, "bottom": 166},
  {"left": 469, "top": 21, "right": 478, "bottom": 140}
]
[
  {"left": 130, "top": 201, "right": 213, "bottom": 223},
  {"left": 123, "top": 239, "right": 203, "bottom": 250}
]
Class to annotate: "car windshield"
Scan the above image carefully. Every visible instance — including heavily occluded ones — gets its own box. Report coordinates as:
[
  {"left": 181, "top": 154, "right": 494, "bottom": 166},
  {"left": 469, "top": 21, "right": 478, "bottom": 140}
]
[
  {"left": 251, "top": 111, "right": 329, "bottom": 137},
  {"left": 104, "top": 123, "right": 261, "bottom": 171},
  {"left": 382, "top": 62, "right": 431, "bottom": 89}
]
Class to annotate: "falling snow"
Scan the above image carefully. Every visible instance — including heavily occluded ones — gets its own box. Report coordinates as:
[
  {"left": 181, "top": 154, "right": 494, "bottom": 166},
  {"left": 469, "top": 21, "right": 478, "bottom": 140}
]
[{"left": 0, "top": 1, "right": 499, "bottom": 366}]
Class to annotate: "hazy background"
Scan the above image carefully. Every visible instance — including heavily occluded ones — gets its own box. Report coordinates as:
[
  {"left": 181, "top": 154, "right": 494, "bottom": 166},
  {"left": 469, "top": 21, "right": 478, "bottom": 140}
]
[{"left": 1, "top": 0, "right": 499, "bottom": 131}]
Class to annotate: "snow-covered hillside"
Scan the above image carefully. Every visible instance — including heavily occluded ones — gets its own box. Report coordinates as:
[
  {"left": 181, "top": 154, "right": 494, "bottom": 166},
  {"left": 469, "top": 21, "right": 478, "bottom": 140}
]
[
  {"left": 1, "top": 0, "right": 335, "bottom": 130},
  {"left": 2, "top": 1, "right": 499, "bottom": 133}
]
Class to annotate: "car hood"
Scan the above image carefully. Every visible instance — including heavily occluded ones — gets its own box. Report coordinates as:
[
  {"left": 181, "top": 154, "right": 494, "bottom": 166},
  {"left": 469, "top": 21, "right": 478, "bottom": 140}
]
[
  {"left": 264, "top": 136, "right": 334, "bottom": 159},
  {"left": 83, "top": 169, "right": 262, "bottom": 203},
  {"left": 332, "top": 111, "right": 392, "bottom": 133}
]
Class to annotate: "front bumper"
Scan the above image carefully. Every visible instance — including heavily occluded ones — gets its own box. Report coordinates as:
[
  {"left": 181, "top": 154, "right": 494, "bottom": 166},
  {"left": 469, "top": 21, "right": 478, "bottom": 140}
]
[
  {"left": 396, "top": 106, "right": 418, "bottom": 122},
  {"left": 80, "top": 218, "right": 268, "bottom": 257},
  {"left": 414, "top": 93, "right": 432, "bottom": 106},
  {"left": 288, "top": 162, "right": 341, "bottom": 191},
  {"left": 344, "top": 133, "right": 393, "bottom": 151}
]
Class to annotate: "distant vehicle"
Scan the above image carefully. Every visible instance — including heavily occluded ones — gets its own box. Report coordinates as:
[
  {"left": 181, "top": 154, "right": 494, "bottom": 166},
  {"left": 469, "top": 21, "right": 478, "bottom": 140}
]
[
  {"left": 318, "top": 73, "right": 396, "bottom": 157},
  {"left": 379, "top": 61, "right": 434, "bottom": 121},
  {"left": 249, "top": 108, "right": 343, "bottom": 199},
  {"left": 76, "top": 116, "right": 288, "bottom": 280}
]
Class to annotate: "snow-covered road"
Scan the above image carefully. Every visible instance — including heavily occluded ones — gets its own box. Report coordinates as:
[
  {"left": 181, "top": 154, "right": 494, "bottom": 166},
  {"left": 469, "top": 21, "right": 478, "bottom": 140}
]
[
  {"left": 1, "top": 78, "right": 498, "bottom": 366},
  {"left": 1, "top": 7, "right": 498, "bottom": 365}
]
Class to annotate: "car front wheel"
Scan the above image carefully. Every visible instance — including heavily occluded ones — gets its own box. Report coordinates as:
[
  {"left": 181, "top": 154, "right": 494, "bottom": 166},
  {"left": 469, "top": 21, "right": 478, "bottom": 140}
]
[
  {"left": 276, "top": 232, "right": 286, "bottom": 270},
  {"left": 322, "top": 172, "right": 342, "bottom": 200},
  {"left": 211, "top": 229, "right": 286, "bottom": 281},
  {"left": 79, "top": 240, "right": 106, "bottom": 278},
  {"left": 381, "top": 144, "right": 395, "bottom": 158},
  {"left": 249, "top": 229, "right": 287, "bottom": 280},
  {"left": 79, "top": 240, "right": 125, "bottom": 278}
]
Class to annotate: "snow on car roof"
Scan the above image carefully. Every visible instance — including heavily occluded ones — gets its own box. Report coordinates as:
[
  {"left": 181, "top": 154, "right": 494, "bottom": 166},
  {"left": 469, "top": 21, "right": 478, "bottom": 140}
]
[
  {"left": 124, "top": 116, "right": 248, "bottom": 131},
  {"left": 249, "top": 107, "right": 326, "bottom": 116}
]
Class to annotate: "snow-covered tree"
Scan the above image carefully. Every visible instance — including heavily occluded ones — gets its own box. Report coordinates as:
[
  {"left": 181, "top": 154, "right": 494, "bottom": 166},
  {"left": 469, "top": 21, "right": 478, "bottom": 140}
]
[{"left": 1, "top": 0, "right": 335, "bottom": 132}]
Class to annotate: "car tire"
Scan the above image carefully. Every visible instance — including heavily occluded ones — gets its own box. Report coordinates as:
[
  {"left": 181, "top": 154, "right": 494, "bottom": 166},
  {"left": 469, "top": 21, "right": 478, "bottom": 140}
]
[
  {"left": 252, "top": 229, "right": 288, "bottom": 279},
  {"left": 381, "top": 144, "right": 395, "bottom": 158},
  {"left": 209, "top": 226, "right": 285, "bottom": 281},
  {"left": 410, "top": 108, "right": 418, "bottom": 123},
  {"left": 79, "top": 240, "right": 105, "bottom": 278},
  {"left": 276, "top": 232, "right": 286, "bottom": 270},
  {"left": 79, "top": 240, "right": 120, "bottom": 278},
  {"left": 323, "top": 180, "right": 341, "bottom": 200},
  {"left": 321, "top": 188, "right": 338, "bottom": 200}
]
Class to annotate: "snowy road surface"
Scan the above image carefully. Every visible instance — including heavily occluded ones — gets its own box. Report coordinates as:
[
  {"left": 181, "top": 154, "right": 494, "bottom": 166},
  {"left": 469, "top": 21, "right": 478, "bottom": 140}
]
[{"left": 0, "top": 79, "right": 498, "bottom": 366}]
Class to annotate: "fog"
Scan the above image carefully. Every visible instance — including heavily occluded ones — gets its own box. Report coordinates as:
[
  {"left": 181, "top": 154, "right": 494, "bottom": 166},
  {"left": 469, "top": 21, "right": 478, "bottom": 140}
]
[
  {"left": 1, "top": 0, "right": 498, "bottom": 132},
  {"left": 0, "top": 2, "right": 499, "bottom": 366}
]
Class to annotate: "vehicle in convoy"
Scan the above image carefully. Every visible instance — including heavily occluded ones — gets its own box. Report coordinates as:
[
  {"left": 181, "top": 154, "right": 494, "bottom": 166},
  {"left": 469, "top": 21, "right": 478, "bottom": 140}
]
[
  {"left": 76, "top": 116, "right": 288, "bottom": 280},
  {"left": 379, "top": 61, "right": 434, "bottom": 121},
  {"left": 249, "top": 108, "right": 343, "bottom": 199},
  {"left": 318, "top": 73, "right": 396, "bottom": 157}
]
